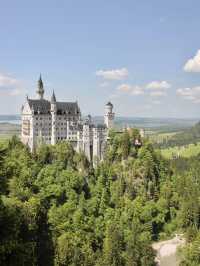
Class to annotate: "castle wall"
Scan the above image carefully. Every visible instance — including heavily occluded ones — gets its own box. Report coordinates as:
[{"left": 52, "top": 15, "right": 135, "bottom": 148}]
[{"left": 21, "top": 88, "right": 114, "bottom": 164}]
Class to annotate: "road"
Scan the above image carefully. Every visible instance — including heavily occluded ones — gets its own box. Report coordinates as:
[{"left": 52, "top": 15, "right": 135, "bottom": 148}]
[{"left": 152, "top": 235, "right": 185, "bottom": 266}]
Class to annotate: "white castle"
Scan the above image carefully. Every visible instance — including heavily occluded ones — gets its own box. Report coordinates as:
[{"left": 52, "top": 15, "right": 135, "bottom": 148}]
[{"left": 21, "top": 76, "right": 115, "bottom": 162}]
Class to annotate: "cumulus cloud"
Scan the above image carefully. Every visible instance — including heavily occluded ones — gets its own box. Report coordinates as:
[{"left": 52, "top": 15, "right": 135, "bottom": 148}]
[
  {"left": 145, "top": 80, "right": 170, "bottom": 97},
  {"left": 146, "top": 80, "right": 171, "bottom": 90},
  {"left": 117, "top": 84, "right": 144, "bottom": 95},
  {"left": 96, "top": 68, "right": 128, "bottom": 80},
  {"left": 184, "top": 50, "right": 200, "bottom": 72},
  {"left": 113, "top": 79, "right": 170, "bottom": 99},
  {"left": 131, "top": 86, "right": 144, "bottom": 95},
  {"left": 0, "top": 73, "right": 24, "bottom": 96},
  {"left": 117, "top": 84, "right": 132, "bottom": 93},
  {"left": 177, "top": 86, "right": 200, "bottom": 103}
]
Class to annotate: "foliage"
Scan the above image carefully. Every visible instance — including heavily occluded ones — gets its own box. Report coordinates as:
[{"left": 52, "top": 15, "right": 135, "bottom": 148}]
[{"left": 0, "top": 132, "right": 200, "bottom": 265}]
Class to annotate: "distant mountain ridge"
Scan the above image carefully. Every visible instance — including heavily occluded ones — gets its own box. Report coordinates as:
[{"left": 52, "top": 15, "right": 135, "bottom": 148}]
[
  {"left": 0, "top": 115, "right": 198, "bottom": 132},
  {"left": 0, "top": 115, "right": 21, "bottom": 124}
]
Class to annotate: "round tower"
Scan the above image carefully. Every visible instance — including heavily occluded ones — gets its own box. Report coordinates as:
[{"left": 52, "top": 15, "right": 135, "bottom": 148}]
[{"left": 104, "top": 102, "right": 115, "bottom": 129}]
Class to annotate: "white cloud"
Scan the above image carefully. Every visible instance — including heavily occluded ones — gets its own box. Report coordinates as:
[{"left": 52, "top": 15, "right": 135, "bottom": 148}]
[
  {"left": 96, "top": 68, "right": 128, "bottom": 80},
  {"left": 131, "top": 86, "right": 144, "bottom": 95},
  {"left": 177, "top": 86, "right": 200, "bottom": 103},
  {"left": 117, "top": 84, "right": 144, "bottom": 95},
  {"left": 0, "top": 73, "right": 19, "bottom": 87},
  {"left": 184, "top": 50, "right": 200, "bottom": 72},
  {"left": 113, "top": 80, "right": 170, "bottom": 99},
  {"left": 150, "top": 90, "right": 167, "bottom": 97},
  {"left": 146, "top": 80, "right": 170, "bottom": 97},
  {"left": 0, "top": 73, "right": 24, "bottom": 96},
  {"left": 99, "top": 82, "right": 109, "bottom": 88},
  {"left": 146, "top": 80, "right": 171, "bottom": 90},
  {"left": 117, "top": 84, "right": 132, "bottom": 93},
  {"left": 9, "top": 88, "right": 22, "bottom": 96}
]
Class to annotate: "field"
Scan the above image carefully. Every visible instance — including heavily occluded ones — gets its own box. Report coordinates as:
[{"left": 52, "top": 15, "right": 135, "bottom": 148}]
[
  {"left": 0, "top": 123, "right": 20, "bottom": 148},
  {"left": 0, "top": 137, "right": 9, "bottom": 148},
  {"left": 149, "top": 131, "right": 180, "bottom": 143},
  {"left": 160, "top": 142, "right": 200, "bottom": 159}
]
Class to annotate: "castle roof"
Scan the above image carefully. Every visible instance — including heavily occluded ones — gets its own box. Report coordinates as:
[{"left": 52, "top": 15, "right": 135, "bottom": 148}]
[
  {"left": 36, "top": 75, "right": 45, "bottom": 99},
  {"left": 106, "top": 101, "right": 113, "bottom": 107},
  {"left": 28, "top": 99, "right": 50, "bottom": 114},
  {"left": 28, "top": 99, "right": 79, "bottom": 115},
  {"left": 51, "top": 91, "right": 56, "bottom": 103}
]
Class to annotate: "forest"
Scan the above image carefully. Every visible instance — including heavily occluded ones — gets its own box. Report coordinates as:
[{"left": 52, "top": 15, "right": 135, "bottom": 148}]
[{"left": 0, "top": 129, "right": 200, "bottom": 266}]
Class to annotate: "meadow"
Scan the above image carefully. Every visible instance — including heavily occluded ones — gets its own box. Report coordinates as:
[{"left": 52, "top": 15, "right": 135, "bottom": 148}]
[
  {"left": 149, "top": 131, "right": 180, "bottom": 144},
  {"left": 160, "top": 142, "right": 200, "bottom": 159}
]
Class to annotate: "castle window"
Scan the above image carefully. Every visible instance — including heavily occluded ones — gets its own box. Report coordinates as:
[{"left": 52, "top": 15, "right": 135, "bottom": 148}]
[{"left": 22, "top": 120, "right": 30, "bottom": 136}]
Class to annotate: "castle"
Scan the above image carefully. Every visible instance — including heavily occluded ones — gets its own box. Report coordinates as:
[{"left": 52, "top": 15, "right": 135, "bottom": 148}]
[{"left": 21, "top": 76, "right": 115, "bottom": 162}]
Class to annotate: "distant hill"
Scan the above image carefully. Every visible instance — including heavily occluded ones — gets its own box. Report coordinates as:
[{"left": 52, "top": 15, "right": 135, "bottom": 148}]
[
  {"left": 93, "top": 116, "right": 198, "bottom": 132},
  {"left": 0, "top": 115, "right": 20, "bottom": 124},
  {"left": 155, "top": 122, "right": 200, "bottom": 148},
  {"left": 0, "top": 123, "right": 20, "bottom": 137},
  {"left": 0, "top": 115, "right": 198, "bottom": 139}
]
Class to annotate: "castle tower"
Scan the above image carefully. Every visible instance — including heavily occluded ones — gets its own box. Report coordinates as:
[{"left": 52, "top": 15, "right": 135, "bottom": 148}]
[
  {"left": 51, "top": 91, "right": 57, "bottom": 145},
  {"left": 29, "top": 104, "right": 35, "bottom": 152},
  {"left": 104, "top": 102, "right": 115, "bottom": 129},
  {"left": 82, "top": 119, "right": 92, "bottom": 161},
  {"left": 36, "top": 74, "right": 45, "bottom": 99}
]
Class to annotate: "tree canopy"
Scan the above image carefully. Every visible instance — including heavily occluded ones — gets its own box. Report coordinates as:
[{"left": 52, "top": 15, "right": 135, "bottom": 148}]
[{"left": 0, "top": 132, "right": 199, "bottom": 265}]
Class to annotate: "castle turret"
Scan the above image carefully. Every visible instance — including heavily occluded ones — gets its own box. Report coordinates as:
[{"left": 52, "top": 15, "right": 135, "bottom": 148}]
[
  {"left": 51, "top": 91, "right": 57, "bottom": 145},
  {"left": 83, "top": 122, "right": 91, "bottom": 161},
  {"left": 36, "top": 74, "right": 44, "bottom": 100},
  {"left": 30, "top": 104, "right": 35, "bottom": 152},
  {"left": 104, "top": 101, "right": 115, "bottom": 129}
]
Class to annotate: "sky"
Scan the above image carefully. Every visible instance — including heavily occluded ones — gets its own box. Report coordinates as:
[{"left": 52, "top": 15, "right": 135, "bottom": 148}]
[{"left": 0, "top": 0, "right": 200, "bottom": 118}]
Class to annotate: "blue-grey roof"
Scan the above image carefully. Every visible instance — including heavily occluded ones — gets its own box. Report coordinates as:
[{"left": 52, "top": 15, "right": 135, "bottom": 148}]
[
  {"left": 106, "top": 101, "right": 113, "bottom": 107},
  {"left": 28, "top": 99, "right": 50, "bottom": 114},
  {"left": 28, "top": 99, "right": 80, "bottom": 115}
]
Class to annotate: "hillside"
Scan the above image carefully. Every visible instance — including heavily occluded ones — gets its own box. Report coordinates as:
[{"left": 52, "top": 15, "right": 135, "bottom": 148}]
[
  {"left": 0, "top": 132, "right": 200, "bottom": 265},
  {"left": 0, "top": 123, "right": 20, "bottom": 137},
  {"left": 154, "top": 122, "right": 200, "bottom": 149}
]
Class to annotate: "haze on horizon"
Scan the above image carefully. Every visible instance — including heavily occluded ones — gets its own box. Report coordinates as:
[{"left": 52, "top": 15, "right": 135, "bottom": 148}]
[{"left": 0, "top": 0, "right": 200, "bottom": 118}]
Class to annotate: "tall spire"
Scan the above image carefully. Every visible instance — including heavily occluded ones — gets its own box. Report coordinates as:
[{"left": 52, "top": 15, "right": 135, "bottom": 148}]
[
  {"left": 36, "top": 74, "right": 44, "bottom": 99},
  {"left": 51, "top": 90, "right": 56, "bottom": 103}
]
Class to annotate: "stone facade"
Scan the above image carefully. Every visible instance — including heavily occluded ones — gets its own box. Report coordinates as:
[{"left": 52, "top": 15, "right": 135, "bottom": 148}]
[{"left": 21, "top": 77, "right": 115, "bottom": 162}]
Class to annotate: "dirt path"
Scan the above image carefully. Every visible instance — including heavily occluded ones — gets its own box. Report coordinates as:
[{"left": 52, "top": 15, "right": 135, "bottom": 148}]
[{"left": 152, "top": 235, "right": 185, "bottom": 266}]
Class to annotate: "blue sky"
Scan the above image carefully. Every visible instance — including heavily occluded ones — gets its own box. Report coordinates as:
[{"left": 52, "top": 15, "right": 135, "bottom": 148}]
[{"left": 0, "top": 0, "right": 200, "bottom": 117}]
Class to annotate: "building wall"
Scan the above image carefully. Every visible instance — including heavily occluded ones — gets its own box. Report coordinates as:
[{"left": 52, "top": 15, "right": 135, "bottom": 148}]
[{"left": 21, "top": 100, "right": 112, "bottom": 163}]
